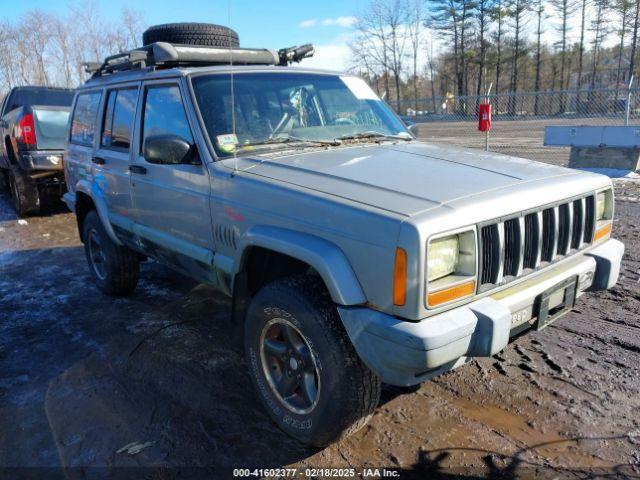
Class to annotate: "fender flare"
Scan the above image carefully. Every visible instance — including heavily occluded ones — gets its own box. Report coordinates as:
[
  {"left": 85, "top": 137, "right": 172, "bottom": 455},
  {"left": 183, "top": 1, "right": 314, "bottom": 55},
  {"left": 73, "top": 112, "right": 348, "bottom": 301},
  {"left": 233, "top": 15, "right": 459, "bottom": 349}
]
[
  {"left": 75, "top": 179, "right": 123, "bottom": 246},
  {"left": 235, "top": 225, "right": 366, "bottom": 306}
]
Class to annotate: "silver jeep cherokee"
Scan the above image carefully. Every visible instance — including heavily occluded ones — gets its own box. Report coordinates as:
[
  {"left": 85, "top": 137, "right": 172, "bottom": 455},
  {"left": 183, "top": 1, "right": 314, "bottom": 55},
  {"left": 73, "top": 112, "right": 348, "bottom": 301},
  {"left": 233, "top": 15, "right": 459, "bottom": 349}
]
[{"left": 63, "top": 24, "right": 624, "bottom": 446}]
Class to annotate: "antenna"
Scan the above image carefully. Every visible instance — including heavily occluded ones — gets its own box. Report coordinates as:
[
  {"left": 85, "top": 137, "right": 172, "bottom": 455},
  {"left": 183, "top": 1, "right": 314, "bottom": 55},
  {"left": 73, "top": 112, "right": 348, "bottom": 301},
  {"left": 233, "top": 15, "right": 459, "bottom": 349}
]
[{"left": 228, "top": 0, "right": 238, "bottom": 173}]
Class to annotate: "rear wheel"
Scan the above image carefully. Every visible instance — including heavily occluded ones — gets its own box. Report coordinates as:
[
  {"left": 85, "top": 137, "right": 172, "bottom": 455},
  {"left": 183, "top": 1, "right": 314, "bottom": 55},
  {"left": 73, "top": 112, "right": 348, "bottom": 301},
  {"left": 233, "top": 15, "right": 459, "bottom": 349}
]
[
  {"left": 82, "top": 210, "right": 139, "bottom": 296},
  {"left": 142, "top": 23, "right": 240, "bottom": 47},
  {"left": 245, "top": 275, "right": 381, "bottom": 446},
  {"left": 8, "top": 169, "right": 40, "bottom": 217}
]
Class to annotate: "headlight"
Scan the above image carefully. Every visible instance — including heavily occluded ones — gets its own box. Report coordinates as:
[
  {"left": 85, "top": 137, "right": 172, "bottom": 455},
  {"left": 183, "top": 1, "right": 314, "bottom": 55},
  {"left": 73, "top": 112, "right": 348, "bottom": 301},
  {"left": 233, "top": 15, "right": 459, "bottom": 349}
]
[
  {"left": 594, "top": 189, "right": 614, "bottom": 242},
  {"left": 427, "top": 230, "right": 477, "bottom": 307},
  {"left": 427, "top": 236, "right": 459, "bottom": 282},
  {"left": 596, "top": 189, "right": 613, "bottom": 223}
]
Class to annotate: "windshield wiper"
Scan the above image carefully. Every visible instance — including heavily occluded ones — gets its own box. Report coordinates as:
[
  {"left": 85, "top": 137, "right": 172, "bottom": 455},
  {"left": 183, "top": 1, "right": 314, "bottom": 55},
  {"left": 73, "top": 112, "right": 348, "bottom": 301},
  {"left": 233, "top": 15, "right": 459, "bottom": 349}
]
[
  {"left": 239, "top": 136, "right": 340, "bottom": 149},
  {"left": 336, "top": 131, "right": 412, "bottom": 142}
]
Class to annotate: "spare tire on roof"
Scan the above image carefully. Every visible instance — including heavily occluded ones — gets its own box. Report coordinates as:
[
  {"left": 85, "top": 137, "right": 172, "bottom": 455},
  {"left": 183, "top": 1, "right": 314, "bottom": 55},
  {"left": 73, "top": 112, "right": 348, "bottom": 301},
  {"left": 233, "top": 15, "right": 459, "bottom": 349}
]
[{"left": 142, "top": 23, "right": 240, "bottom": 47}]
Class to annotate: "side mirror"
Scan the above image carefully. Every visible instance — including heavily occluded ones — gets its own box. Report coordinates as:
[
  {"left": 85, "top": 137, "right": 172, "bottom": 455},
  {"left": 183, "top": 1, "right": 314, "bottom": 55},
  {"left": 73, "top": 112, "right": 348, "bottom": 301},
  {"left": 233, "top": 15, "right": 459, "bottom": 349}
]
[
  {"left": 407, "top": 124, "right": 419, "bottom": 137},
  {"left": 143, "top": 135, "right": 198, "bottom": 165}
]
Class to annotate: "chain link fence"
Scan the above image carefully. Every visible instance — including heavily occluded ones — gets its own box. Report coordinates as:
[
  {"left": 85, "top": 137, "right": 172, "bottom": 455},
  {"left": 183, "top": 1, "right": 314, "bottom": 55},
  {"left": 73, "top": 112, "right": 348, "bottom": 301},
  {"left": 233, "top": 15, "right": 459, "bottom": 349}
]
[{"left": 392, "top": 87, "right": 640, "bottom": 167}]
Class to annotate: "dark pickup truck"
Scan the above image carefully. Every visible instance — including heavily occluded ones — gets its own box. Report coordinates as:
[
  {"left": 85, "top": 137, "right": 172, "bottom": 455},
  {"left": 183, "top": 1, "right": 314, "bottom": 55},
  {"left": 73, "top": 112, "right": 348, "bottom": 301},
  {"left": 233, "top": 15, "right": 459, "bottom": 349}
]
[{"left": 1, "top": 86, "right": 75, "bottom": 216}]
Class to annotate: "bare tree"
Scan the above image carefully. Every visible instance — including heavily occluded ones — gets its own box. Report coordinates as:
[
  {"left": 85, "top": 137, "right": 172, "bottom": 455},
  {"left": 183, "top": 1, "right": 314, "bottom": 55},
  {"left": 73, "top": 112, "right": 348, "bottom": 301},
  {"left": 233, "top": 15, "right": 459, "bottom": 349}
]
[
  {"left": 431, "top": 0, "right": 477, "bottom": 104},
  {"left": 121, "top": 7, "right": 145, "bottom": 50},
  {"left": 533, "top": 0, "right": 545, "bottom": 113},
  {"left": 550, "top": 0, "right": 577, "bottom": 111},
  {"left": 0, "top": 3, "right": 146, "bottom": 94},
  {"left": 491, "top": 0, "right": 508, "bottom": 93},
  {"left": 576, "top": 0, "right": 587, "bottom": 89},
  {"left": 51, "top": 16, "right": 74, "bottom": 87},
  {"left": 629, "top": 0, "right": 640, "bottom": 81},
  {"left": 475, "top": 0, "right": 494, "bottom": 97},
  {"left": 386, "top": 0, "right": 409, "bottom": 106},
  {"left": 353, "top": 0, "right": 409, "bottom": 107},
  {"left": 426, "top": 39, "right": 438, "bottom": 111},
  {"left": 353, "top": 2, "right": 392, "bottom": 99},
  {"left": 348, "top": 36, "right": 381, "bottom": 94},
  {"left": 589, "top": 0, "right": 611, "bottom": 90},
  {"left": 407, "top": 0, "right": 424, "bottom": 111},
  {"left": 615, "top": 0, "right": 632, "bottom": 88},
  {"left": 20, "top": 11, "right": 54, "bottom": 85},
  {"left": 508, "top": 0, "right": 531, "bottom": 113}
]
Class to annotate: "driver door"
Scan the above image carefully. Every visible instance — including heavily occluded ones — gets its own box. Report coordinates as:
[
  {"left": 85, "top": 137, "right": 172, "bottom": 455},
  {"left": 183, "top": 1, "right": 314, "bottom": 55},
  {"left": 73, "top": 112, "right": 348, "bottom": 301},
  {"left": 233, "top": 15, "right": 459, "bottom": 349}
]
[{"left": 129, "top": 80, "right": 214, "bottom": 276}]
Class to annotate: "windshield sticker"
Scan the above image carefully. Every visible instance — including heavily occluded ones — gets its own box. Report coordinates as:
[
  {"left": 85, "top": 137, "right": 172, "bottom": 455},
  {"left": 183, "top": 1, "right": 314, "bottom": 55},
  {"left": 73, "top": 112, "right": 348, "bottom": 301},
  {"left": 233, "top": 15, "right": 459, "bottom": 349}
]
[
  {"left": 340, "top": 76, "right": 379, "bottom": 101},
  {"left": 216, "top": 133, "right": 238, "bottom": 154}
]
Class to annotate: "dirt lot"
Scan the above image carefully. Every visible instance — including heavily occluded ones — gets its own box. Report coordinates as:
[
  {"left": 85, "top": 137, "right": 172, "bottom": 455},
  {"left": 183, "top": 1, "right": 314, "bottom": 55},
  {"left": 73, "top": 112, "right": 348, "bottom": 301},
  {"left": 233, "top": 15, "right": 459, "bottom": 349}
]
[
  {"left": 1, "top": 171, "right": 640, "bottom": 478},
  {"left": 415, "top": 117, "right": 632, "bottom": 166}
]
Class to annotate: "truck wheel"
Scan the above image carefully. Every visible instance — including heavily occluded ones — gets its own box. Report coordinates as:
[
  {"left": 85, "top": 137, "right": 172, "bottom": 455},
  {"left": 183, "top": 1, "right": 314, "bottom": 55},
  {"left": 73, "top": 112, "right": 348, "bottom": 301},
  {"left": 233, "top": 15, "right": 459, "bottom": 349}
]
[
  {"left": 82, "top": 210, "right": 139, "bottom": 296},
  {"left": 8, "top": 170, "right": 40, "bottom": 217},
  {"left": 244, "top": 275, "right": 381, "bottom": 446},
  {"left": 142, "top": 23, "right": 240, "bottom": 47}
]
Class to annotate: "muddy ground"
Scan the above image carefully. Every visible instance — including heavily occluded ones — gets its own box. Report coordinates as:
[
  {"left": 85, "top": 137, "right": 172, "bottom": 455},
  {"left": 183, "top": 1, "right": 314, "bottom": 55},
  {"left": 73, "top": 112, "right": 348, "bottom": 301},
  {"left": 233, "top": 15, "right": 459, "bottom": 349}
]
[{"left": 1, "top": 174, "right": 639, "bottom": 479}]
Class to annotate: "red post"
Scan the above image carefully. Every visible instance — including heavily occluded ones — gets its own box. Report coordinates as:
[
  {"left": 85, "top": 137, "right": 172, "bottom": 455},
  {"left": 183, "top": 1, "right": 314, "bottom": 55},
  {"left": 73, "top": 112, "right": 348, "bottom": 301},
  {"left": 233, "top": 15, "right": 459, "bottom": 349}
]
[{"left": 478, "top": 103, "right": 492, "bottom": 132}]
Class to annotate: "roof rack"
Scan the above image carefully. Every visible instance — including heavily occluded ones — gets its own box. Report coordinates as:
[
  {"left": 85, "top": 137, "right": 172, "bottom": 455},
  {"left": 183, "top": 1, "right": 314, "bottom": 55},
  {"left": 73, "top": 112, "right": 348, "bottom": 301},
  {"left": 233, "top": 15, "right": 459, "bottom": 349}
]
[{"left": 84, "top": 42, "right": 315, "bottom": 78}]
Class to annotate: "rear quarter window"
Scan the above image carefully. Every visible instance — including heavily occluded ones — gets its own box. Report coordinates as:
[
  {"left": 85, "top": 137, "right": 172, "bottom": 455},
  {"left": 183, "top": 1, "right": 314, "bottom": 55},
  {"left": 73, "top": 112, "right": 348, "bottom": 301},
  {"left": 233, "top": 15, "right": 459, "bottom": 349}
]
[{"left": 70, "top": 91, "right": 102, "bottom": 146}]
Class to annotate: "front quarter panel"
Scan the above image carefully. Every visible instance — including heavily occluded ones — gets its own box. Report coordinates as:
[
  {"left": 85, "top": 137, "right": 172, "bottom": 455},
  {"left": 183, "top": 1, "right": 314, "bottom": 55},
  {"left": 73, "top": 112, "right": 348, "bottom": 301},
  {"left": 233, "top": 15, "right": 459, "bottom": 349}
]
[{"left": 209, "top": 162, "right": 403, "bottom": 311}]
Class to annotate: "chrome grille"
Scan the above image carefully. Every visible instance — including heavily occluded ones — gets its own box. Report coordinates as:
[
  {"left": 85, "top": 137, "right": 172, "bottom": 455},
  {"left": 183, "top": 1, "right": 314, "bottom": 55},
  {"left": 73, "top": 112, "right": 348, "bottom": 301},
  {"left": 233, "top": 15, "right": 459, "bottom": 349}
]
[
  {"left": 478, "top": 195, "right": 595, "bottom": 291},
  {"left": 503, "top": 218, "right": 521, "bottom": 277},
  {"left": 584, "top": 195, "right": 595, "bottom": 243}
]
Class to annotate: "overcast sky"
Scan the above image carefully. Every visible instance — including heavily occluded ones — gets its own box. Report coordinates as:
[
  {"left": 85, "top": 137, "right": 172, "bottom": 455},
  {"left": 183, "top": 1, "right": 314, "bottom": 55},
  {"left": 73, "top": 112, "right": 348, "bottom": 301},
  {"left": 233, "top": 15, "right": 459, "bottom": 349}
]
[{"left": 2, "top": 0, "right": 620, "bottom": 72}]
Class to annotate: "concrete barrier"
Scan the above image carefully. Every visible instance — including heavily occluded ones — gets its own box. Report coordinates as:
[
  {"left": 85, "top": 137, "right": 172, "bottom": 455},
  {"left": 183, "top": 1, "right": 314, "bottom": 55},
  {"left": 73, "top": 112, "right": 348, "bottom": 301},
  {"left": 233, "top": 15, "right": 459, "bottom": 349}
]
[{"left": 544, "top": 126, "right": 640, "bottom": 171}]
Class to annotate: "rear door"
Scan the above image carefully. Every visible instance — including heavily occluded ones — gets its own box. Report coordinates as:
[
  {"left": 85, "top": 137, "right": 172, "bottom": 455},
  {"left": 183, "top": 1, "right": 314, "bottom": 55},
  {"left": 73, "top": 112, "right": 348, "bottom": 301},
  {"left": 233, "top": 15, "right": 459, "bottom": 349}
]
[
  {"left": 65, "top": 90, "right": 103, "bottom": 194},
  {"left": 94, "top": 83, "right": 140, "bottom": 221},
  {"left": 129, "top": 79, "right": 214, "bottom": 274}
]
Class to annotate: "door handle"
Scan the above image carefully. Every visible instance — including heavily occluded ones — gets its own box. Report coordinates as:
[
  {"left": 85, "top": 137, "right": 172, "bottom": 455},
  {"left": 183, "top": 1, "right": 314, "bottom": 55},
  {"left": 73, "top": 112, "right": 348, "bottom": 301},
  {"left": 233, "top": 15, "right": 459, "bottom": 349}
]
[
  {"left": 91, "top": 156, "right": 105, "bottom": 165},
  {"left": 129, "top": 165, "right": 147, "bottom": 175}
]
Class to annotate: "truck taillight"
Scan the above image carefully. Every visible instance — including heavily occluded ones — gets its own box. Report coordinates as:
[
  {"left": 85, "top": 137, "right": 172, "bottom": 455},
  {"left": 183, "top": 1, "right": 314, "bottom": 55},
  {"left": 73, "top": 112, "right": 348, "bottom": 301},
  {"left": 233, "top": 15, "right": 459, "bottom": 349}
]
[{"left": 17, "top": 113, "right": 36, "bottom": 147}]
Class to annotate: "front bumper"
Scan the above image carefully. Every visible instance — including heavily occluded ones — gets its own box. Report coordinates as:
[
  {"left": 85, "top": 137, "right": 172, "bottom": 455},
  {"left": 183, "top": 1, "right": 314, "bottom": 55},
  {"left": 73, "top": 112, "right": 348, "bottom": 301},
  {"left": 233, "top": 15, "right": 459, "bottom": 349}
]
[{"left": 338, "top": 238, "right": 624, "bottom": 386}]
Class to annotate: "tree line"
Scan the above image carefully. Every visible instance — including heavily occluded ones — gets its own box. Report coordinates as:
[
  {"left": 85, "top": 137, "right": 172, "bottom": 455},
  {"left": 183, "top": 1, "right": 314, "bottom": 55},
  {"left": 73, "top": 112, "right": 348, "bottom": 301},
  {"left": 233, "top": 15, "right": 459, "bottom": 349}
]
[
  {"left": 0, "top": 3, "right": 145, "bottom": 92},
  {"left": 350, "top": 0, "right": 640, "bottom": 111},
  {"left": 1, "top": 0, "right": 637, "bottom": 114}
]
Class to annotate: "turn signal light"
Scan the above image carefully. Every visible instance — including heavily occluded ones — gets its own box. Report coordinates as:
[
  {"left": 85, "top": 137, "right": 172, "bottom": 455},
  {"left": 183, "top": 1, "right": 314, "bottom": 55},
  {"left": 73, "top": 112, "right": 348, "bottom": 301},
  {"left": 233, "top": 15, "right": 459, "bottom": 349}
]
[
  {"left": 594, "top": 223, "right": 612, "bottom": 242},
  {"left": 393, "top": 248, "right": 407, "bottom": 306},
  {"left": 428, "top": 280, "right": 475, "bottom": 307}
]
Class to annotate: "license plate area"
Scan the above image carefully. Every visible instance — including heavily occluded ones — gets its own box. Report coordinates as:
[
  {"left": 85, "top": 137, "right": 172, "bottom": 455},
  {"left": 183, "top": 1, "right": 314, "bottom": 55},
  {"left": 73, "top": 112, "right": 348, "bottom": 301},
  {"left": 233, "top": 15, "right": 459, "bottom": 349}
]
[{"left": 534, "top": 276, "right": 577, "bottom": 331}]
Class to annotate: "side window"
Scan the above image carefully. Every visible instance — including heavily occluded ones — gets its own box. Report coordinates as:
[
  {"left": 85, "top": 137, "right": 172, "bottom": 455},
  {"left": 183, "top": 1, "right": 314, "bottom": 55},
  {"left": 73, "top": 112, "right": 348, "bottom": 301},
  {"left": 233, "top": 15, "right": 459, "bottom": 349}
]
[
  {"left": 101, "top": 88, "right": 138, "bottom": 150},
  {"left": 142, "top": 85, "right": 194, "bottom": 156},
  {"left": 70, "top": 92, "right": 102, "bottom": 146}
]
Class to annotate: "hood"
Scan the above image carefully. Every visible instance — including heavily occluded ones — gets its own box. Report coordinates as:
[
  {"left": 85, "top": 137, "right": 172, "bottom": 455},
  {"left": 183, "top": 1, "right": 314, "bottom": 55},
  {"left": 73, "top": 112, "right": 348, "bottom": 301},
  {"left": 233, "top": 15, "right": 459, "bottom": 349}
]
[{"left": 223, "top": 141, "right": 586, "bottom": 217}]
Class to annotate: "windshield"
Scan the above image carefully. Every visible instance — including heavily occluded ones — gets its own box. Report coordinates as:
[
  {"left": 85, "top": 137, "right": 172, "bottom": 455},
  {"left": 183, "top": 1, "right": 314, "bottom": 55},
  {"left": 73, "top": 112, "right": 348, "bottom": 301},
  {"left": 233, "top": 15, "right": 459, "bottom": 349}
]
[{"left": 191, "top": 72, "right": 410, "bottom": 157}]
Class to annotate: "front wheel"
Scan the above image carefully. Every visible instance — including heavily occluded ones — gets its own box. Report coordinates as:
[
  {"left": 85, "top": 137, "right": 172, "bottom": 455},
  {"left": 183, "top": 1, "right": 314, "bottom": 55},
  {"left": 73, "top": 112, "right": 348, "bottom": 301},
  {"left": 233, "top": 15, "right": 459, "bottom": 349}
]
[
  {"left": 245, "top": 275, "right": 381, "bottom": 446},
  {"left": 82, "top": 210, "right": 140, "bottom": 296}
]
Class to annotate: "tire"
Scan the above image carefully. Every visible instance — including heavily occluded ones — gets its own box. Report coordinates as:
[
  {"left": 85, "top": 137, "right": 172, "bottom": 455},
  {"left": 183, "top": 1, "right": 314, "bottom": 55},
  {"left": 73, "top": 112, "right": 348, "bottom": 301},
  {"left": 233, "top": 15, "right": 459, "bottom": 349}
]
[
  {"left": 82, "top": 210, "right": 140, "bottom": 296},
  {"left": 245, "top": 275, "right": 381, "bottom": 446},
  {"left": 142, "top": 23, "right": 239, "bottom": 48},
  {"left": 8, "top": 169, "right": 40, "bottom": 217}
]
